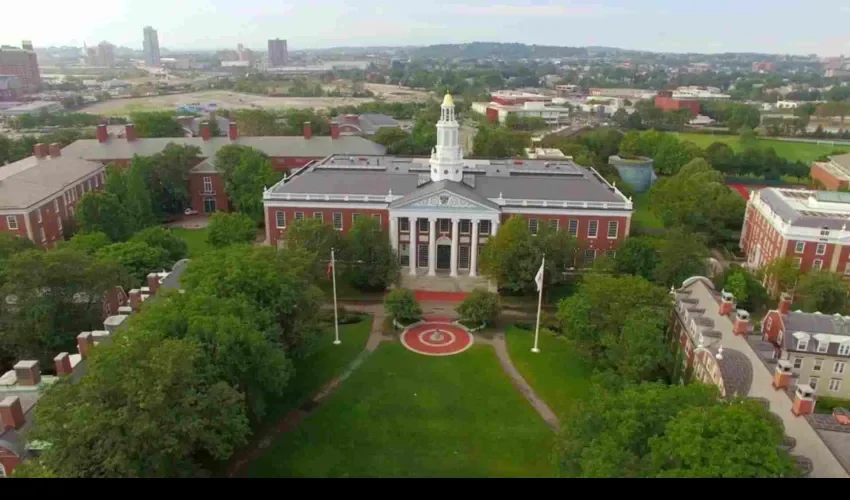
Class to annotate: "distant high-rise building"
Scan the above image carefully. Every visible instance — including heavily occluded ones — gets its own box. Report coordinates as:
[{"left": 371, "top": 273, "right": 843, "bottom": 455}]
[
  {"left": 143, "top": 26, "right": 161, "bottom": 66},
  {"left": 96, "top": 41, "right": 115, "bottom": 67},
  {"left": 268, "top": 38, "right": 288, "bottom": 67},
  {"left": 0, "top": 42, "right": 41, "bottom": 92}
]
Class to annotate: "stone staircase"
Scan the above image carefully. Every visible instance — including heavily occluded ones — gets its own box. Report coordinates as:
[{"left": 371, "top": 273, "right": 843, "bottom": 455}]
[{"left": 397, "top": 272, "right": 496, "bottom": 293}]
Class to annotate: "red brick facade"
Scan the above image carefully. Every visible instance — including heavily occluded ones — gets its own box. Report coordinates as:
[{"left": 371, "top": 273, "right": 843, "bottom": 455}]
[
  {"left": 267, "top": 207, "right": 390, "bottom": 246},
  {"left": 0, "top": 447, "right": 20, "bottom": 477},
  {"left": 654, "top": 96, "right": 700, "bottom": 117},
  {"left": 188, "top": 173, "right": 230, "bottom": 214},
  {"left": 810, "top": 163, "right": 849, "bottom": 191}
]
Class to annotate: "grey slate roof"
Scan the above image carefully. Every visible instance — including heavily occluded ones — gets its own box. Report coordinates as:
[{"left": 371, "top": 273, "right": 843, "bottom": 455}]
[
  {"left": 758, "top": 188, "right": 850, "bottom": 230},
  {"left": 160, "top": 259, "right": 190, "bottom": 290},
  {"left": 0, "top": 156, "right": 104, "bottom": 210},
  {"left": 711, "top": 347, "right": 754, "bottom": 398},
  {"left": 358, "top": 113, "right": 399, "bottom": 135},
  {"left": 61, "top": 136, "right": 386, "bottom": 163},
  {"left": 831, "top": 153, "right": 850, "bottom": 172},
  {"left": 782, "top": 311, "right": 850, "bottom": 358}
]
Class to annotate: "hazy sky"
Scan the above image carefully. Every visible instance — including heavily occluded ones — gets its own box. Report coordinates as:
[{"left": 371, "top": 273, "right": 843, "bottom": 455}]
[{"left": 4, "top": 0, "right": 850, "bottom": 56}]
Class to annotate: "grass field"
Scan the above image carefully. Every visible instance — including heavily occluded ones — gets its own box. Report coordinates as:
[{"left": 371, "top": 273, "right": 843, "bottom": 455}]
[
  {"left": 169, "top": 227, "right": 212, "bottom": 258},
  {"left": 672, "top": 132, "right": 850, "bottom": 163},
  {"left": 505, "top": 327, "right": 591, "bottom": 418},
  {"left": 248, "top": 343, "right": 554, "bottom": 478}
]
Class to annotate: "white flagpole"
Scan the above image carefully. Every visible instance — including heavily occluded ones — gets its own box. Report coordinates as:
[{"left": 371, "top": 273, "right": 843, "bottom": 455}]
[
  {"left": 332, "top": 248, "right": 341, "bottom": 345},
  {"left": 532, "top": 255, "right": 544, "bottom": 354}
]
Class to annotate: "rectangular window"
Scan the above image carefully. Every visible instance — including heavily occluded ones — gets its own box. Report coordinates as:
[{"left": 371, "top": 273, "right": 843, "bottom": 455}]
[
  {"left": 810, "top": 377, "right": 819, "bottom": 390},
  {"left": 795, "top": 241, "right": 805, "bottom": 253},
  {"left": 203, "top": 176, "right": 213, "bottom": 193},
  {"left": 793, "top": 257, "right": 802, "bottom": 268},
  {"left": 333, "top": 213, "right": 343, "bottom": 231},
  {"left": 399, "top": 243, "right": 410, "bottom": 266},
  {"left": 821, "top": 229, "right": 830, "bottom": 237},
  {"left": 57, "top": 215, "right": 62, "bottom": 232},
  {"left": 829, "top": 379, "right": 842, "bottom": 392},
  {"left": 460, "top": 220, "right": 471, "bottom": 234},
  {"left": 276, "top": 211, "right": 286, "bottom": 228},
  {"left": 416, "top": 219, "right": 426, "bottom": 233},
  {"left": 793, "top": 357, "right": 803, "bottom": 369},
  {"left": 294, "top": 212, "right": 305, "bottom": 222},
  {"left": 605, "top": 249, "right": 616, "bottom": 258},
  {"left": 6, "top": 216, "right": 18, "bottom": 230},
  {"left": 845, "top": 263, "right": 850, "bottom": 276},
  {"left": 352, "top": 213, "right": 361, "bottom": 225},
  {"left": 568, "top": 219, "right": 578, "bottom": 236},
  {"left": 835, "top": 361, "right": 846, "bottom": 374},
  {"left": 479, "top": 220, "right": 491, "bottom": 235},
  {"left": 814, "top": 359, "right": 824, "bottom": 372},
  {"left": 584, "top": 248, "right": 596, "bottom": 264},
  {"left": 607, "top": 221, "right": 618, "bottom": 239},
  {"left": 549, "top": 219, "right": 559, "bottom": 231},
  {"left": 313, "top": 212, "right": 323, "bottom": 223},
  {"left": 816, "top": 243, "right": 827, "bottom": 256},
  {"left": 373, "top": 214, "right": 382, "bottom": 226},
  {"left": 588, "top": 220, "right": 598, "bottom": 238},
  {"left": 839, "top": 344, "right": 850, "bottom": 356},
  {"left": 813, "top": 259, "right": 823, "bottom": 271},
  {"left": 797, "top": 339, "right": 808, "bottom": 351},
  {"left": 529, "top": 218, "right": 539, "bottom": 235},
  {"left": 418, "top": 244, "right": 429, "bottom": 268},
  {"left": 203, "top": 197, "right": 216, "bottom": 214},
  {"left": 400, "top": 218, "right": 410, "bottom": 233},
  {"left": 439, "top": 219, "right": 449, "bottom": 233},
  {"left": 459, "top": 245, "right": 470, "bottom": 270},
  {"left": 53, "top": 199, "right": 59, "bottom": 213},
  {"left": 817, "top": 340, "right": 829, "bottom": 353},
  {"left": 36, "top": 208, "right": 42, "bottom": 224}
]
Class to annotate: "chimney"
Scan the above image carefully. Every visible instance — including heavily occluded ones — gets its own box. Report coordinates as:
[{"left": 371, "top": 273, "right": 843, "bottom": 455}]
[
  {"left": 228, "top": 121, "right": 238, "bottom": 140},
  {"left": 331, "top": 122, "right": 340, "bottom": 139},
  {"left": 0, "top": 397, "right": 25, "bottom": 430},
  {"left": 129, "top": 289, "right": 142, "bottom": 312},
  {"left": 33, "top": 142, "right": 46, "bottom": 159},
  {"left": 125, "top": 123, "right": 136, "bottom": 141},
  {"left": 792, "top": 384, "right": 817, "bottom": 416},
  {"left": 719, "top": 289, "right": 735, "bottom": 316},
  {"left": 772, "top": 360, "right": 793, "bottom": 390},
  {"left": 200, "top": 121, "right": 211, "bottom": 141},
  {"left": 733, "top": 310, "right": 751, "bottom": 337},
  {"left": 13, "top": 360, "right": 41, "bottom": 386},
  {"left": 779, "top": 292, "right": 793, "bottom": 315},
  {"left": 303, "top": 121, "right": 312, "bottom": 140},
  {"left": 77, "top": 332, "right": 94, "bottom": 359},
  {"left": 146, "top": 273, "right": 160, "bottom": 296},
  {"left": 96, "top": 123, "right": 108, "bottom": 143},
  {"left": 49, "top": 142, "right": 62, "bottom": 158},
  {"left": 54, "top": 352, "right": 73, "bottom": 377}
]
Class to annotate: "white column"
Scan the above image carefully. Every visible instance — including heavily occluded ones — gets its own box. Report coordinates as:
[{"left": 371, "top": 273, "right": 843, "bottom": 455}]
[
  {"left": 390, "top": 216, "right": 399, "bottom": 252},
  {"left": 492, "top": 218, "right": 500, "bottom": 237},
  {"left": 470, "top": 219, "right": 479, "bottom": 277},
  {"left": 428, "top": 217, "right": 437, "bottom": 276},
  {"left": 409, "top": 217, "right": 417, "bottom": 276},
  {"left": 450, "top": 218, "right": 460, "bottom": 277}
]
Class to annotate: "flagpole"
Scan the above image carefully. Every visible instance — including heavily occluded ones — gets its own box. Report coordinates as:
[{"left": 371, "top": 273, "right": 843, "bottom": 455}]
[
  {"left": 332, "top": 248, "right": 341, "bottom": 345},
  {"left": 532, "top": 255, "right": 543, "bottom": 353}
]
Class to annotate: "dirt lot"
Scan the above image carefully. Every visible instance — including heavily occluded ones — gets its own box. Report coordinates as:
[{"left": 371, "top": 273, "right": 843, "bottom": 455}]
[{"left": 80, "top": 86, "right": 434, "bottom": 117}]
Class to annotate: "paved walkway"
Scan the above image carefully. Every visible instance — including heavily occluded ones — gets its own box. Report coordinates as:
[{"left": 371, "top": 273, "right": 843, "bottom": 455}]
[{"left": 476, "top": 330, "right": 560, "bottom": 431}]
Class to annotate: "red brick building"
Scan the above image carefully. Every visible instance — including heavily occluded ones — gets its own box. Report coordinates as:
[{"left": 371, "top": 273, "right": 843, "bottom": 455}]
[
  {"left": 0, "top": 144, "right": 105, "bottom": 248},
  {"left": 810, "top": 153, "right": 850, "bottom": 191},
  {"left": 654, "top": 91, "right": 700, "bottom": 117},
  {"left": 0, "top": 44, "right": 41, "bottom": 93},
  {"left": 264, "top": 93, "right": 634, "bottom": 277},
  {"left": 740, "top": 188, "right": 850, "bottom": 276}
]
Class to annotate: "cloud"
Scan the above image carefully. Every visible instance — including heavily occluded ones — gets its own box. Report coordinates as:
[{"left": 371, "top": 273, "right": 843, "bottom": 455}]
[{"left": 451, "top": 4, "right": 629, "bottom": 18}]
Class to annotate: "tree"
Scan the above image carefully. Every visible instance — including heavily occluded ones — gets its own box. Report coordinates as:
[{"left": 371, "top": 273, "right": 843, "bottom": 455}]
[
  {"left": 714, "top": 264, "right": 769, "bottom": 313},
  {"left": 130, "top": 111, "right": 184, "bottom": 138},
  {"left": 96, "top": 241, "right": 170, "bottom": 286},
  {"left": 704, "top": 142, "right": 735, "bottom": 173},
  {"left": 653, "top": 139, "right": 702, "bottom": 176},
  {"left": 0, "top": 233, "right": 36, "bottom": 287},
  {"left": 214, "top": 145, "right": 282, "bottom": 223},
  {"left": 472, "top": 124, "right": 530, "bottom": 158},
  {"left": 613, "top": 237, "right": 660, "bottom": 280},
  {"left": 651, "top": 229, "right": 709, "bottom": 288},
  {"left": 479, "top": 216, "right": 538, "bottom": 293},
  {"left": 738, "top": 125, "right": 757, "bottom": 146},
  {"left": 124, "top": 158, "right": 157, "bottom": 230},
  {"left": 456, "top": 289, "right": 500, "bottom": 326},
  {"left": 383, "top": 289, "right": 423, "bottom": 325},
  {"left": 725, "top": 272, "right": 749, "bottom": 304},
  {"left": 343, "top": 217, "right": 398, "bottom": 292},
  {"left": 796, "top": 271, "right": 849, "bottom": 314},
  {"left": 27, "top": 331, "right": 250, "bottom": 477},
  {"left": 285, "top": 218, "right": 345, "bottom": 280},
  {"left": 147, "top": 144, "right": 203, "bottom": 217},
  {"left": 207, "top": 212, "right": 257, "bottom": 248},
  {"left": 129, "top": 227, "right": 188, "bottom": 265},
  {"left": 60, "top": 231, "right": 112, "bottom": 255},
  {"left": 760, "top": 256, "right": 802, "bottom": 294},
  {"left": 648, "top": 401, "right": 797, "bottom": 478},
  {"left": 75, "top": 191, "right": 134, "bottom": 242},
  {"left": 371, "top": 127, "right": 411, "bottom": 150},
  {"left": 232, "top": 109, "right": 280, "bottom": 136}
]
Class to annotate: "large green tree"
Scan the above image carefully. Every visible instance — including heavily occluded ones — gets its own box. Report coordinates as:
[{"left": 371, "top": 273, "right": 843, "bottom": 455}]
[
  {"left": 129, "top": 227, "right": 188, "bottom": 265},
  {"left": 342, "top": 216, "right": 398, "bottom": 292},
  {"left": 612, "top": 237, "right": 660, "bottom": 281},
  {"left": 207, "top": 212, "right": 257, "bottom": 248},
  {"left": 472, "top": 123, "right": 530, "bottom": 158},
  {"left": 214, "top": 145, "right": 282, "bottom": 223},
  {"left": 130, "top": 111, "right": 185, "bottom": 138},
  {"left": 232, "top": 109, "right": 280, "bottom": 136},
  {"left": 96, "top": 241, "right": 171, "bottom": 287},
  {"left": 796, "top": 270, "right": 849, "bottom": 314},
  {"left": 75, "top": 191, "right": 134, "bottom": 242},
  {"left": 651, "top": 229, "right": 709, "bottom": 288},
  {"left": 285, "top": 218, "right": 345, "bottom": 280}
]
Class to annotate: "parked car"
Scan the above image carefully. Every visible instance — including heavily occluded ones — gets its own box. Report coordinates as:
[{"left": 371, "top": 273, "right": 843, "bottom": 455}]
[
  {"left": 834, "top": 408, "right": 850, "bottom": 426},
  {"left": 184, "top": 208, "right": 199, "bottom": 216}
]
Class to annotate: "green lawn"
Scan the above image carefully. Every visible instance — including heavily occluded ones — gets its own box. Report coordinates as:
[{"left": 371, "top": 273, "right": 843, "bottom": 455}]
[
  {"left": 266, "top": 315, "right": 373, "bottom": 419},
  {"left": 631, "top": 191, "right": 664, "bottom": 230},
  {"left": 248, "top": 343, "right": 554, "bottom": 478},
  {"left": 169, "top": 227, "right": 212, "bottom": 258},
  {"left": 672, "top": 132, "right": 850, "bottom": 163},
  {"left": 505, "top": 327, "right": 591, "bottom": 418}
]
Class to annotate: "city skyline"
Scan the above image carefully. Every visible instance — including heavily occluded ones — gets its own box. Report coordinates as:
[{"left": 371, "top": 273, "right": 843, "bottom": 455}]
[{"left": 2, "top": 0, "right": 850, "bottom": 57}]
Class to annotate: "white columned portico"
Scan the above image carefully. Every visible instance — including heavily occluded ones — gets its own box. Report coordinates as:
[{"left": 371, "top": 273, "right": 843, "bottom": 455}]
[
  {"left": 428, "top": 217, "right": 437, "bottom": 276},
  {"left": 470, "top": 219, "right": 479, "bottom": 277},
  {"left": 450, "top": 218, "right": 460, "bottom": 277},
  {"left": 492, "top": 218, "right": 500, "bottom": 237},
  {"left": 408, "top": 217, "right": 417, "bottom": 276},
  {"left": 390, "top": 217, "right": 399, "bottom": 252}
]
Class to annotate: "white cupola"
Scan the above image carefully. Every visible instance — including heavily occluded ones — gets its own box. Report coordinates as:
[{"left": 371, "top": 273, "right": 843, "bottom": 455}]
[{"left": 430, "top": 92, "right": 464, "bottom": 183}]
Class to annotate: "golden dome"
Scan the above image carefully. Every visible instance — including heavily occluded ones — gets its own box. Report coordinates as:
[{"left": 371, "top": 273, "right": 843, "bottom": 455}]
[{"left": 442, "top": 92, "right": 454, "bottom": 107}]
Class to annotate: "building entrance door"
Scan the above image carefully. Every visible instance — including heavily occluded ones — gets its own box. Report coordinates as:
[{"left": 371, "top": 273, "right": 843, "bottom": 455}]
[{"left": 436, "top": 245, "right": 451, "bottom": 271}]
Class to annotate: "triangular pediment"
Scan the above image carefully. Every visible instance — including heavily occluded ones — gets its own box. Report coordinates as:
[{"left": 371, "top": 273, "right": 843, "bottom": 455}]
[{"left": 389, "top": 182, "right": 499, "bottom": 212}]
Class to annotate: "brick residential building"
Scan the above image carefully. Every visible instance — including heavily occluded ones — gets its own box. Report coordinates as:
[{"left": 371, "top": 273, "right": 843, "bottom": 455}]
[
  {"left": 740, "top": 188, "right": 850, "bottom": 275},
  {"left": 0, "top": 44, "right": 41, "bottom": 93},
  {"left": 654, "top": 91, "right": 700, "bottom": 117},
  {"left": 810, "top": 153, "right": 850, "bottom": 191},
  {"left": 264, "top": 93, "right": 634, "bottom": 277},
  {"left": 0, "top": 144, "right": 105, "bottom": 248}
]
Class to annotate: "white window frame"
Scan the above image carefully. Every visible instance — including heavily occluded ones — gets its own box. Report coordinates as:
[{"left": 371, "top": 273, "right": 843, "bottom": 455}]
[
  {"left": 479, "top": 220, "right": 491, "bottom": 235},
  {"left": 57, "top": 214, "right": 62, "bottom": 232},
  {"left": 333, "top": 213, "right": 343, "bottom": 231},
  {"left": 838, "top": 344, "right": 850, "bottom": 356},
  {"left": 529, "top": 218, "right": 539, "bottom": 235},
  {"left": 810, "top": 377, "right": 819, "bottom": 390},
  {"left": 814, "top": 359, "right": 824, "bottom": 372},
  {"left": 795, "top": 241, "right": 805, "bottom": 254},
  {"left": 36, "top": 207, "right": 42, "bottom": 224},
  {"left": 588, "top": 220, "right": 599, "bottom": 238},
  {"left": 6, "top": 215, "right": 18, "bottom": 230},
  {"left": 605, "top": 249, "right": 616, "bottom": 258},
  {"left": 797, "top": 339, "right": 808, "bottom": 351},
  {"left": 419, "top": 219, "right": 428, "bottom": 233},
  {"left": 549, "top": 219, "right": 559, "bottom": 231},
  {"left": 53, "top": 199, "right": 59, "bottom": 212},
  {"left": 460, "top": 220, "right": 471, "bottom": 234},
  {"left": 313, "top": 212, "right": 323, "bottom": 223},
  {"left": 829, "top": 378, "right": 842, "bottom": 392},
  {"left": 294, "top": 212, "right": 305, "bottom": 222},
  {"left": 399, "top": 218, "right": 410, "bottom": 233},
  {"left": 817, "top": 340, "right": 829, "bottom": 353},
  {"left": 203, "top": 176, "right": 213, "bottom": 193},
  {"left": 275, "top": 211, "right": 286, "bottom": 229},
  {"left": 568, "top": 219, "right": 578, "bottom": 236},
  {"left": 607, "top": 220, "right": 618, "bottom": 239},
  {"left": 835, "top": 361, "right": 846, "bottom": 374},
  {"left": 816, "top": 243, "right": 827, "bottom": 256},
  {"left": 584, "top": 248, "right": 596, "bottom": 263},
  {"left": 352, "top": 213, "right": 361, "bottom": 225},
  {"left": 844, "top": 263, "right": 850, "bottom": 276},
  {"left": 439, "top": 219, "right": 450, "bottom": 233},
  {"left": 793, "top": 357, "right": 803, "bottom": 369},
  {"left": 813, "top": 259, "right": 823, "bottom": 271},
  {"left": 793, "top": 257, "right": 802, "bottom": 269},
  {"left": 373, "top": 214, "right": 382, "bottom": 226}
]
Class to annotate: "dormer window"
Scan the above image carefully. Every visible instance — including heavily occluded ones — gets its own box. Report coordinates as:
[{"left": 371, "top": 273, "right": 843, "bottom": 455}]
[
  {"left": 797, "top": 339, "right": 809, "bottom": 351},
  {"left": 817, "top": 340, "right": 829, "bottom": 353}
]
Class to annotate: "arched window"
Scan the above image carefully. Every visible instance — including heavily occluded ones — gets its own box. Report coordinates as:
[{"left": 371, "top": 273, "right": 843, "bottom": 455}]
[{"left": 0, "top": 462, "right": 6, "bottom": 478}]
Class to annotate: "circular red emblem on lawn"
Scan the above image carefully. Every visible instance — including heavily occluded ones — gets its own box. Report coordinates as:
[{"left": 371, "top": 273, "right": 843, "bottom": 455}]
[{"left": 401, "top": 322, "right": 473, "bottom": 356}]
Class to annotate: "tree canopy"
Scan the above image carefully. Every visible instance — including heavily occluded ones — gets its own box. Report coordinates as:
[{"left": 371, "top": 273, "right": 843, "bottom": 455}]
[
  {"left": 214, "top": 145, "right": 282, "bottom": 223},
  {"left": 796, "top": 270, "right": 849, "bottom": 314},
  {"left": 130, "top": 111, "right": 185, "bottom": 138},
  {"left": 341, "top": 217, "right": 398, "bottom": 292},
  {"left": 207, "top": 212, "right": 257, "bottom": 248}
]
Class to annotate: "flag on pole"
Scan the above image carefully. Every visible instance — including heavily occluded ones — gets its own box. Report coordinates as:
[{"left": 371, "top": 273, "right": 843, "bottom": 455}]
[
  {"left": 534, "top": 259, "right": 545, "bottom": 292},
  {"left": 327, "top": 260, "right": 333, "bottom": 280}
]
